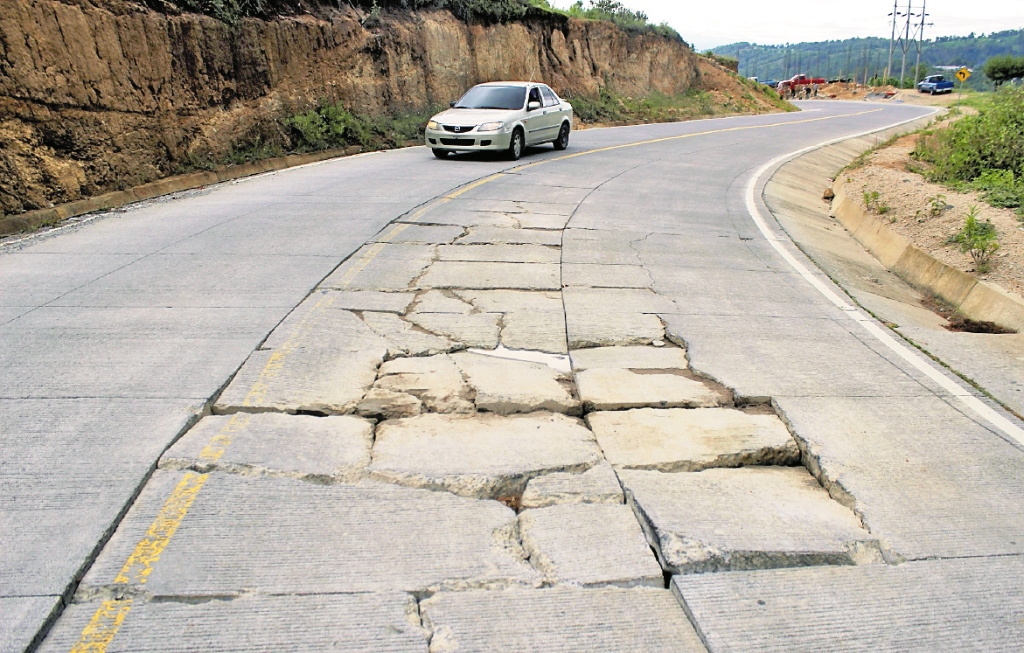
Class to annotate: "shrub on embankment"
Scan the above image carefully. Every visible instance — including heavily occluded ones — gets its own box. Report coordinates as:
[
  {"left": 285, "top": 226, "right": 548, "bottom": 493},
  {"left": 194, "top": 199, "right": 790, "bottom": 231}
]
[{"left": 913, "top": 87, "right": 1024, "bottom": 215}]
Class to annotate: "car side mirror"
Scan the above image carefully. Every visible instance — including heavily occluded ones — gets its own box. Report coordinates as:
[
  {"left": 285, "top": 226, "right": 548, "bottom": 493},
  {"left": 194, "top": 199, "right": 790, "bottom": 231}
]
[
  {"left": 528, "top": 101, "right": 542, "bottom": 111},
  {"left": 450, "top": 101, "right": 457, "bottom": 108}
]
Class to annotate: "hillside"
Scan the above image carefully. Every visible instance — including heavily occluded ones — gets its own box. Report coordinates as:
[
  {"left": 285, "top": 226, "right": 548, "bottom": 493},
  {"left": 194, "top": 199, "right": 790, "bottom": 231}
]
[
  {"left": 0, "top": 0, "right": 783, "bottom": 219},
  {"left": 714, "top": 29, "right": 1024, "bottom": 87}
]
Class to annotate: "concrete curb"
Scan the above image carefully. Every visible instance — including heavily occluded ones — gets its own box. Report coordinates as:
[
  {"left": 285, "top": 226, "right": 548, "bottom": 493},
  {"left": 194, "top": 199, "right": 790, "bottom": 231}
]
[
  {"left": 0, "top": 146, "right": 362, "bottom": 237},
  {"left": 830, "top": 177, "right": 1024, "bottom": 332}
]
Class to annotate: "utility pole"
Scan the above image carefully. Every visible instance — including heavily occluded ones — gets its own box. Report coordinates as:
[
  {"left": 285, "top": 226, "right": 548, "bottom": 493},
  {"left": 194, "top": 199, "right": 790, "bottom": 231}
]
[
  {"left": 887, "top": 0, "right": 899, "bottom": 80},
  {"left": 899, "top": 0, "right": 912, "bottom": 87},
  {"left": 913, "top": 0, "right": 932, "bottom": 84}
]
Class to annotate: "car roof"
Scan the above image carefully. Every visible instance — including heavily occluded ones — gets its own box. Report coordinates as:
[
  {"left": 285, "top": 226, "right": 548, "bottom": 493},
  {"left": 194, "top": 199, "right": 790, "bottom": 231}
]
[{"left": 475, "top": 81, "right": 546, "bottom": 88}]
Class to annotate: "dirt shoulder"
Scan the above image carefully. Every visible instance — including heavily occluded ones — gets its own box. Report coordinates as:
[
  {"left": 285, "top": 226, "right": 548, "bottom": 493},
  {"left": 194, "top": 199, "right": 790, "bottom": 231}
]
[{"left": 843, "top": 132, "right": 1024, "bottom": 297}]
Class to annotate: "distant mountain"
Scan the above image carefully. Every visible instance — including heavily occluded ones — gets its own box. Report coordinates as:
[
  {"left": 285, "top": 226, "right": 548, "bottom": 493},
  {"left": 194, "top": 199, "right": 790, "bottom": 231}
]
[{"left": 713, "top": 29, "right": 1024, "bottom": 87}]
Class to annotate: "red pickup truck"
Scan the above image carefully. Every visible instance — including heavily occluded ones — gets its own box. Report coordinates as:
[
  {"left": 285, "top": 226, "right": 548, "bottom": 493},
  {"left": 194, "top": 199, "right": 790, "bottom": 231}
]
[{"left": 779, "top": 74, "right": 826, "bottom": 91}]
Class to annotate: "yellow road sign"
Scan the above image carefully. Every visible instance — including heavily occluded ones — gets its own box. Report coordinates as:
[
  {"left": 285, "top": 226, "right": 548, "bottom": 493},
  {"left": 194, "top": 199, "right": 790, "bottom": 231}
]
[{"left": 956, "top": 67, "right": 971, "bottom": 82}]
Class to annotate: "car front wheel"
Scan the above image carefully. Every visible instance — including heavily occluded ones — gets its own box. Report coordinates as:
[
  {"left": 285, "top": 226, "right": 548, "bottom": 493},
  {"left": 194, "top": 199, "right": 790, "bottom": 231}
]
[
  {"left": 507, "top": 129, "right": 524, "bottom": 161},
  {"left": 553, "top": 123, "right": 570, "bottom": 151}
]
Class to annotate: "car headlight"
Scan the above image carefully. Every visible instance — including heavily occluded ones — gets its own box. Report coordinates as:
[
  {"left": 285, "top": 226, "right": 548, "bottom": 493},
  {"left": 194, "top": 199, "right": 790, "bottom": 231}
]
[
  {"left": 426, "top": 120, "right": 439, "bottom": 130},
  {"left": 477, "top": 121, "right": 505, "bottom": 132}
]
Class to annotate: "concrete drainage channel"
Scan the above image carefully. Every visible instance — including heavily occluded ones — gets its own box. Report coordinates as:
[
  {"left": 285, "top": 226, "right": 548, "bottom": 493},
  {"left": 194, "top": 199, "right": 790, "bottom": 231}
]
[{"left": 35, "top": 184, "right": 889, "bottom": 652}]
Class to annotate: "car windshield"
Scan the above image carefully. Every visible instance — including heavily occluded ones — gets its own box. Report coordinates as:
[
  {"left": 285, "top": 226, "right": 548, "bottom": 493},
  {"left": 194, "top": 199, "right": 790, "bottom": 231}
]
[{"left": 454, "top": 86, "right": 525, "bottom": 110}]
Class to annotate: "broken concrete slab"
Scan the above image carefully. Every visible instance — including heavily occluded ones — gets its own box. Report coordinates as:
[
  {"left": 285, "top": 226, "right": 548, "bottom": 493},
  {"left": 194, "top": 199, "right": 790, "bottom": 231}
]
[
  {"left": 410, "top": 290, "right": 475, "bottom": 314},
  {"left": 406, "top": 312, "right": 500, "bottom": 349},
  {"left": 501, "top": 313, "right": 568, "bottom": 354},
  {"left": 259, "top": 301, "right": 386, "bottom": 352},
  {"left": 456, "top": 289, "right": 564, "bottom": 313},
  {"left": 520, "top": 504, "right": 663, "bottom": 588},
  {"left": 38, "top": 593, "right": 429, "bottom": 653},
  {"left": 569, "top": 345, "right": 688, "bottom": 372},
  {"left": 620, "top": 467, "right": 881, "bottom": 574},
  {"left": 374, "top": 354, "right": 474, "bottom": 413},
  {"left": 563, "top": 264, "right": 652, "bottom": 288},
  {"left": 586, "top": 408, "right": 799, "bottom": 472},
  {"left": 456, "top": 227, "right": 563, "bottom": 247},
  {"left": 673, "top": 555, "right": 1024, "bottom": 653},
  {"left": 420, "top": 587, "right": 707, "bottom": 653},
  {"left": 374, "top": 224, "right": 464, "bottom": 245},
  {"left": 321, "top": 243, "right": 436, "bottom": 292},
  {"left": 360, "top": 312, "right": 456, "bottom": 356},
  {"left": 409, "top": 209, "right": 520, "bottom": 228},
  {"left": 576, "top": 369, "right": 727, "bottom": 411},
  {"left": 562, "top": 229, "right": 644, "bottom": 265},
  {"left": 417, "top": 262, "right": 560, "bottom": 291},
  {"left": 566, "top": 313, "right": 666, "bottom": 349},
  {"left": 80, "top": 471, "right": 538, "bottom": 595},
  {"left": 160, "top": 413, "right": 373, "bottom": 481},
  {"left": 368, "top": 412, "right": 602, "bottom": 499},
  {"left": 451, "top": 352, "right": 580, "bottom": 415},
  {"left": 356, "top": 388, "right": 423, "bottom": 419},
  {"left": 450, "top": 199, "right": 577, "bottom": 217},
  {"left": 515, "top": 213, "right": 571, "bottom": 230},
  {"left": 214, "top": 347, "right": 383, "bottom": 415},
  {"left": 521, "top": 461, "right": 624, "bottom": 508},
  {"left": 437, "top": 244, "right": 560, "bottom": 264},
  {"left": 322, "top": 290, "right": 416, "bottom": 314}
]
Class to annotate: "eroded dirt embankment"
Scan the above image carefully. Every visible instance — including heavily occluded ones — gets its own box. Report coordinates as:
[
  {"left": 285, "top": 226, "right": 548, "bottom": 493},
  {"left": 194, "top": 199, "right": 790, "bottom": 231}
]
[{"left": 0, "top": 1, "right": 776, "bottom": 217}]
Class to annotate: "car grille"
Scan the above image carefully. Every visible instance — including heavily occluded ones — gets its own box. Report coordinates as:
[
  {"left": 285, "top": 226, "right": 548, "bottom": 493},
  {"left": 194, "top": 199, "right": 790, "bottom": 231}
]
[
  {"left": 440, "top": 138, "right": 475, "bottom": 146},
  {"left": 442, "top": 125, "right": 476, "bottom": 133}
]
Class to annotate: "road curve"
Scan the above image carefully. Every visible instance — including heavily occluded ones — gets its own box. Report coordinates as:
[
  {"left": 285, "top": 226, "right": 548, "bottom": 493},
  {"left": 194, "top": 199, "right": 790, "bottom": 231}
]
[{"left": 4, "top": 101, "right": 1024, "bottom": 652}]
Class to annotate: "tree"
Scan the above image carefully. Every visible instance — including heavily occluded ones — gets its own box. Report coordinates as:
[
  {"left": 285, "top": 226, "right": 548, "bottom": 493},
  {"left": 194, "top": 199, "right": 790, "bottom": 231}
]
[{"left": 983, "top": 55, "right": 1024, "bottom": 87}]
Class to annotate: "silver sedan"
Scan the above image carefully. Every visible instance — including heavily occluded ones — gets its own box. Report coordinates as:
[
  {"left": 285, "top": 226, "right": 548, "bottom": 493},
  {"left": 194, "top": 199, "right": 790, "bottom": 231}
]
[{"left": 425, "top": 82, "right": 574, "bottom": 160}]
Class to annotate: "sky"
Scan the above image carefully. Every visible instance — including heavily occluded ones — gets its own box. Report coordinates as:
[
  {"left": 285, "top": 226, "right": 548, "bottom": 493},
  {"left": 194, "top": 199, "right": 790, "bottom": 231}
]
[{"left": 548, "top": 0, "right": 1024, "bottom": 51}]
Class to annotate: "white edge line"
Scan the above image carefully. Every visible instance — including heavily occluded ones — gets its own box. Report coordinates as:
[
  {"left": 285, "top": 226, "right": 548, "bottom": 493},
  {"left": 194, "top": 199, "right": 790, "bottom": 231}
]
[{"left": 744, "top": 107, "right": 1024, "bottom": 446}]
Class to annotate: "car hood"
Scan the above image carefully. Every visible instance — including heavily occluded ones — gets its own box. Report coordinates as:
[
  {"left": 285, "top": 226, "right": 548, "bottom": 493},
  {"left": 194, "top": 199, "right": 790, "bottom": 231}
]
[{"left": 432, "top": 108, "right": 516, "bottom": 125}]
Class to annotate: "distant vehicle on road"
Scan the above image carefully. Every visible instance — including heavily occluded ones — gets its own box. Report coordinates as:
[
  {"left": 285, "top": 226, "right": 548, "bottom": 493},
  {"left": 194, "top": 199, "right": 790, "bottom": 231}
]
[
  {"left": 760, "top": 79, "right": 778, "bottom": 88},
  {"left": 425, "top": 82, "right": 574, "bottom": 161},
  {"left": 827, "top": 77, "right": 854, "bottom": 84},
  {"left": 917, "top": 75, "right": 955, "bottom": 95}
]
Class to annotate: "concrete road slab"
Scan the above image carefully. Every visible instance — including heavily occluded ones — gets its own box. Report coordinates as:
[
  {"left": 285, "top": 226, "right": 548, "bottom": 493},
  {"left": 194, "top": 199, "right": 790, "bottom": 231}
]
[
  {"left": 576, "top": 369, "right": 727, "bottom": 410},
  {"left": 520, "top": 504, "right": 663, "bottom": 587},
  {"left": 325, "top": 290, "right": 416, "bottom": 313},
  {"left": 567, "top": 312, "right": 666, "bottom": 348},
  {"left": 452, "top": 352, "right": 580, "bottom": 415},
  {"left": 38, "top": 593, "right": 428, "bottom": 653},
  {"left": 456, "top": 182, "right": 592, "bottom": 205},
  {"left": 501, "top": 312, "right": 568, "bottom": 353},
  {"left": 160, "top": 413, "right": 373, "bottom": 481},
  {"left": 81, "top": 471, "right": 537, "bottom": 595},
  {"left": 570, "top": 345, "right": 688, "bottom": 371},
  {"left": 53, "top": 253, "right": 337, "bottom": 308},
  {"left": 587, "top": 408, "right": 799, "bottom": 471},
  {"left": 521, "top": 461, "right": 624, "bottom": 508},
  {"left": 449, "top": 199, "right": 577, "bottom": 217},
  {"left": 411, "top": 290, "right": 476, "bottom": 313},
  {"left": 368, "top": 412, "right": 602, "bottom": 499},
  {"left": 1, "top": 595, "right": 61, "bottom": 653},
  {"left": 562, "top": 228, "right": 643, "bottom": 265},
  {"left": 776, "top": 395, "right": 1024, "bottom": 560},
  {"left": 374, "top": 224, "right": 465, "bottom": 245},
  {"left": 259, "top": 299, "right": 386, "bottom": 351},
  {"left": 0, "top": 252, "right": 138, "bottom": 307},
  {"left": 563, "top": 263, "right": 652, "bottom": 288},
  {"left": 421, "top": 587, "right": 708, "bottom": 652},
  {"left": 321, "top": 243, "right": 435, "bottom": 291},
  {"left": 437, "top": 244, "right": 560, "bottom": 263},
  {"left": 457, "top": 289, "right": 563, "bottom": 312},
  {"left": 417, "top": 261, "right": 560, "bottom": 290},
  {"left": 456, "top": 227, "right": 563, "bottom": 246},
  {"left": 214, "top": 347, "right": 383, "bottom": 415},
  {"left": 515, "top": 213, "right": 571, "bottom": 230},
  {"left": 673, "top": 556, "right": 1024, "bottom": 652},
  {"left": 0, "top": 398, "right": 200, "bottom": 597},
  {"left": 0, "top": 307, "right": 276, "bottom": 399},
  {"left": 620, "top": 467, "right": 880, "bottom": 573},
  {"left": 563, "top": 287, "right": 678, "bottom": 314},
  {"left": 409, "top": 209, "right": 520, "bottom": 228}
]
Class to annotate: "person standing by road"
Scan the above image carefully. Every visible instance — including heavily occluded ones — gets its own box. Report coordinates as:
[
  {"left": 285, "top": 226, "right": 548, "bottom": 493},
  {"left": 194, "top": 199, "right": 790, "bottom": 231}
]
[
  {"left": 812, "top": 82, "right": 819, "bottom": 97},
  {"left": 804, "top": 85, "right": 811, "bottom": 99}
]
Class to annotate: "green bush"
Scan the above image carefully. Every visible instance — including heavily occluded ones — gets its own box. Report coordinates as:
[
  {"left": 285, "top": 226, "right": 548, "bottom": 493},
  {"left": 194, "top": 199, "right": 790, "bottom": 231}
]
[
  {"left": 913, "top": 86, "right": 1024, "bottom": 213},
  {"left": 283, "top": 100, "right": 432, "bottom": 152},
  {"left": 947, "top": 206, "right": 1000, "bottom": 272},
  {"left": 982, "top": 54, "right": 1024, "bottom": 87}
]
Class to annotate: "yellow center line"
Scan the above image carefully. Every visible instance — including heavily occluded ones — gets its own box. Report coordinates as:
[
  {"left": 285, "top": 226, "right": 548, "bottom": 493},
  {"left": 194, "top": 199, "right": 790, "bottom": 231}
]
[{"left": 67, "top": 105, "right": 886, "bottom": 652}]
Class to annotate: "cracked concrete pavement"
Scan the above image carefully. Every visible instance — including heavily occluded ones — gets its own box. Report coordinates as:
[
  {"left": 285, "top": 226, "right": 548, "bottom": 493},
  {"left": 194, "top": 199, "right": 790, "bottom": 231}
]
[{"left": 5, "top": 102, "right": 1024, "bottom": 652}]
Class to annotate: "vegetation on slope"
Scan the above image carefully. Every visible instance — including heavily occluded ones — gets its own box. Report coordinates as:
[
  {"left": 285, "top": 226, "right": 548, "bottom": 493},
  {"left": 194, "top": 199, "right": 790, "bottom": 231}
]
[{"left": 913, "top": 87, "right": 1024, "bottom": 216}]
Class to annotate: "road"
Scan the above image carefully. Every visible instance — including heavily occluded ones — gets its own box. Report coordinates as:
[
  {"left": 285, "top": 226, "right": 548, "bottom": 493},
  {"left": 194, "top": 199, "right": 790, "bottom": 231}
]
[{"left": 3, "top": 101, "right": 1023, "bottom": 652}]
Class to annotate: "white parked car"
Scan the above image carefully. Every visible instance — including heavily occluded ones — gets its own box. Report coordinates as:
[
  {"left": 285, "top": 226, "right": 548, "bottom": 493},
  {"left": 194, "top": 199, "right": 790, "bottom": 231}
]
[{"left": 425, "top": 82, "right": 573, "bottom": 160}]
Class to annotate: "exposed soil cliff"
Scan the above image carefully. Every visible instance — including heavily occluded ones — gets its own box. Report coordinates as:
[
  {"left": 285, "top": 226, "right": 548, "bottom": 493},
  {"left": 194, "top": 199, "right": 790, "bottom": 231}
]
[{"left": 0, "top": 0, "right": 778, "bottom": 216}]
